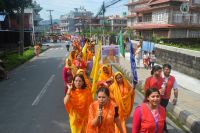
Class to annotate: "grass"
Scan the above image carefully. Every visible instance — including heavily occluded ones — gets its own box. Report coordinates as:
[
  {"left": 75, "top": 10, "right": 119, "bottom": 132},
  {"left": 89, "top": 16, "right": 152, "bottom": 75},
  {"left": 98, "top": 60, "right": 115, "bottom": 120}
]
[
  {"left": 1, "top": 47, "right": 46, "bottom": 71},
  {"left": 159, "top": 42, "right": 200, "bottom": 51}
]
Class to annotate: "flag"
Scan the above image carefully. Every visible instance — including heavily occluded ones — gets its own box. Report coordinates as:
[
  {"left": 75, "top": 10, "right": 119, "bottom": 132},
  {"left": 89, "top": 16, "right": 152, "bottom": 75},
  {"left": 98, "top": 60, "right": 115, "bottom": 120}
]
[
  {"left": 118, "top": 30, "right": 125, "bottom": 57},
  {"left": 130, "top": 40, "right": 138, "bottom": 86},
  {"left": 82, "top": 42, "right": 88, "bottom": 61},
  {"left": 91, "top": 41, "right": 102, "bottom": 98}
]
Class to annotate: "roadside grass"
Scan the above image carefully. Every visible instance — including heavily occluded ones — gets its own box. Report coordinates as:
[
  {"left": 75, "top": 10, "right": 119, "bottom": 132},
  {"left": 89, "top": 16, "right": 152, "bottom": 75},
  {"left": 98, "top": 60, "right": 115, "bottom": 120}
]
[
  {"left": 160, "top": 43, "right": 200, "bottom": 51},
  {"left": 1, "top": 47, "right": 46, "bottom": 71}
]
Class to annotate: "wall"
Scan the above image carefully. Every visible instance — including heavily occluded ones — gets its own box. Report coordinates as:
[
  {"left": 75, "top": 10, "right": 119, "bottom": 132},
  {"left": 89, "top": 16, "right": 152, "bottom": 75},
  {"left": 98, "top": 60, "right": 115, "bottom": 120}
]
[{"left": 155, "top": 44, "right": 200, "bottom": 79}]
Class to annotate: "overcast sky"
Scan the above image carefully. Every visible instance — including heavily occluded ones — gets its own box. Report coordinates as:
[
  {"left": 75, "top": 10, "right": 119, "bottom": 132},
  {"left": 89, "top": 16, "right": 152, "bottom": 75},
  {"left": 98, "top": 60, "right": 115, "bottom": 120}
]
[{"left": 35, "top": 0, "right": 128, "bottom": 20}]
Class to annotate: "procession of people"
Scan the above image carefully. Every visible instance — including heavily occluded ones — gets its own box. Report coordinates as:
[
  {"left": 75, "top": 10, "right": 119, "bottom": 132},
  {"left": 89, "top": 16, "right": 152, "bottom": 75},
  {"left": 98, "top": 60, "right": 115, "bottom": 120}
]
[{"left": 62, "top": 36, "right": 178, "bottom": 133}]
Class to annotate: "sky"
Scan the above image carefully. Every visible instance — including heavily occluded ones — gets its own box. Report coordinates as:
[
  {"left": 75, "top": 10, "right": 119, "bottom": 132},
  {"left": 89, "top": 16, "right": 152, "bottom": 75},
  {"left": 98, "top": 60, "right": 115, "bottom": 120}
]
[{"left": 35, "top": 0, "right": 128, "bottom": 20}]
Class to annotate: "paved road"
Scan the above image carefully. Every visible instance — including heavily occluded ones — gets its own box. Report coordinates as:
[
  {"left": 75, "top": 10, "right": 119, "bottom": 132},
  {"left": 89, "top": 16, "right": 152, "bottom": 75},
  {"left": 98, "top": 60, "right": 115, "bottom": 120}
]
[
  {"left": 0, "top": 43, "right": 70, "bottom": 133},
  {"left": 0, "top": 42, "right": 184, "bottom": 133}
]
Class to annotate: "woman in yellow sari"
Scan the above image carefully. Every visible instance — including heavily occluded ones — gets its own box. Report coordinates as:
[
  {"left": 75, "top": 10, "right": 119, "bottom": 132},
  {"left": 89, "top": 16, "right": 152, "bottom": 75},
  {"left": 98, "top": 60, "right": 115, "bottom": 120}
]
[
  {"left": 109, "top": 72, "right": 135, "bottom": 133},
  {"left": 97, "top": 65, "right": 114, "bottom": 88},
  {"left": 64, "top": 74, "right": 93, "bottom": 133},
  {"left": 69, "top": 50, "right": 76, "bottom": 63},
  {"left": 65, "top": 58, "right": 77, "bottom": 76}
]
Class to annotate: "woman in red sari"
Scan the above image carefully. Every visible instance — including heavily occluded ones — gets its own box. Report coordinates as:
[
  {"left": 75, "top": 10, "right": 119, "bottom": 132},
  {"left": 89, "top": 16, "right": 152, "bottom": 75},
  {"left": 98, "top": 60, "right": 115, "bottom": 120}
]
[{"left": 62, "top": 59, "right": 74, "bottom": 95}]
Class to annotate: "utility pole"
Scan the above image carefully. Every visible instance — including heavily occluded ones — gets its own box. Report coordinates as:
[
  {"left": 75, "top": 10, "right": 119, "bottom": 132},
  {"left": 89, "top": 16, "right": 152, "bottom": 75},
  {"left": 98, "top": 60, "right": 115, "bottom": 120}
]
[
  {"left": 46, "top": 10, "right": 54, "bottom": 33},
  {"left": 102, "top": 2, "right": 105, "bottom": 45}
]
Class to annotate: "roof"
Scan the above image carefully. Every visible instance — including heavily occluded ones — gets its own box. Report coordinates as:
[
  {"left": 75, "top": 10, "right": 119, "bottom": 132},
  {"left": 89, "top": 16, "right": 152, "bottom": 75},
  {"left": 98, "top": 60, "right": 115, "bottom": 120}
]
[
  {"left": 149, "top": 0, "right": 185, "bottom": 5},
  {"left": 127, "top": 14, "right": 137, "bottom": 18},
  {"left": 131, "top": 23, "right": 200, "bottom": 30},
  {"left": 131, "top": 23, "right": 175, "bottom": 29}
]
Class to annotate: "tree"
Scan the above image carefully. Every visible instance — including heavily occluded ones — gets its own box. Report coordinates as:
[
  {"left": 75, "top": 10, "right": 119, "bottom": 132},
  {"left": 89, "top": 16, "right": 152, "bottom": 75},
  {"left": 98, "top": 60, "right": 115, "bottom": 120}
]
[{"left": 1, "top": 0, "right": 32, "bottom": 55}]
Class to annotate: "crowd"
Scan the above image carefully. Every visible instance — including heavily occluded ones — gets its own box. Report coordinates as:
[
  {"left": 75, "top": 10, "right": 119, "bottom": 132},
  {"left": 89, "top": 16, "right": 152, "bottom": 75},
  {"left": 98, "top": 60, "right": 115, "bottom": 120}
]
[{"left": 62, "top": 37, "right": 178, "bottom": 133}]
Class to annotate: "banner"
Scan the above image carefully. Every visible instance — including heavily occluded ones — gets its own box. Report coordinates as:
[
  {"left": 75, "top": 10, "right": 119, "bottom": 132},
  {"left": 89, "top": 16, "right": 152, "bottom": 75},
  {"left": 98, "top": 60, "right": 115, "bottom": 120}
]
[{"left": 101, "top": 45, "right": 120, "bottom": 64}]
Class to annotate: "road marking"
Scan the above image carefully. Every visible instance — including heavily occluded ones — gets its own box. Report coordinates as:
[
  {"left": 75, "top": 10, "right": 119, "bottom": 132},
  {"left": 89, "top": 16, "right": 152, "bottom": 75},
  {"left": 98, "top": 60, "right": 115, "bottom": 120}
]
[{"left": 32, "top": 74, "right": 55, "bottom": 106}]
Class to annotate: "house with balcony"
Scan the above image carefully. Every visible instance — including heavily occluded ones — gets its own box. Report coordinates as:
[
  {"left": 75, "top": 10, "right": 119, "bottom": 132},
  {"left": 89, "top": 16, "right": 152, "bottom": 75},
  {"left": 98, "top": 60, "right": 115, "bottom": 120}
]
[
  {"left": 107, "top": 15, "right": 127, "bottom": 33},
  {"left": 126, "top": 0, "right": 200, "bottom": 40}
]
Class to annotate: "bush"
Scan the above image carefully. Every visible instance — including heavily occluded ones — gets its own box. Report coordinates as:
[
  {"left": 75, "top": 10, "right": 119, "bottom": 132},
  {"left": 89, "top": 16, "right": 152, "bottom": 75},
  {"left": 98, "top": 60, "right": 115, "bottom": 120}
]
[{"left": 3, "top": 48, "right": 35, "bottom": 70}]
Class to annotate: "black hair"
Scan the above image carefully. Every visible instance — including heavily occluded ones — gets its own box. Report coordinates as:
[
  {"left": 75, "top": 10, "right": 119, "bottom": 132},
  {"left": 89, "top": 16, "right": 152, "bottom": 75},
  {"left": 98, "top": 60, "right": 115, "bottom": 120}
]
[
  {"left": 145, "top": 88, "right": 160, "bottom": 102},
  {"left": 96, "top": 87, "right": 110, "bottom": 97},
  {"left": 151, "top": 65, "right": 162, "bottom": 75},
  {"left": 163, "top": 64, "right": 172, "bottom": 70},
  {"left": 72, "top": 74, "right": 87, "bottom": 89}
]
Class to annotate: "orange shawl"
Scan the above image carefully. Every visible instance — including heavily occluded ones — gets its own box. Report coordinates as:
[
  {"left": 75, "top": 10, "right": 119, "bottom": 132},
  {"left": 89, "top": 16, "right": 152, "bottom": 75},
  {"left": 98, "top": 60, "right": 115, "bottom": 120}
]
[{"left": 86, "top": 100, "right": 117, "bottom": 133}]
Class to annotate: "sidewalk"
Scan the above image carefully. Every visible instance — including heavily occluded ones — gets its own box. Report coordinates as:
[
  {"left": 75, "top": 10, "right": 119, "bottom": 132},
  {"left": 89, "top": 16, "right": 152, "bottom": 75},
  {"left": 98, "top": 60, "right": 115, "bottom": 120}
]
[{"left": 117, "top": 53, "right": 200, "bottom": 133}]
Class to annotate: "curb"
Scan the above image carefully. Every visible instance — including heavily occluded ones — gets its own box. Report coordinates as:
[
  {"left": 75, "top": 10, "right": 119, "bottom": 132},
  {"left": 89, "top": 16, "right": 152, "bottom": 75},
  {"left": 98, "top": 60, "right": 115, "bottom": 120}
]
[{"left": 115, "top": 64, "right": 200, "bottom": 133}]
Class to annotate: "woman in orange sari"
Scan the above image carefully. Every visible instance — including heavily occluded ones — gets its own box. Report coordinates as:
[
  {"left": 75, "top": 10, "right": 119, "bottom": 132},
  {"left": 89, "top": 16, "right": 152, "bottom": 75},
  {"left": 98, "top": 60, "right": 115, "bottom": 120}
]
[
  {"left": 73, "top": 53, "right": 87, "bottom": 70},
  {"left": 86, "top": 87, "right": 123, "bottom": 133},
  {"left": 64, "top": 74, "right": 93, "bottom": 133},
  {"left": 109, "top": 72, "right": 135, "bottom": 133},
  {"left": 76, "top": 69, "right": 92, "bottom": 89}
]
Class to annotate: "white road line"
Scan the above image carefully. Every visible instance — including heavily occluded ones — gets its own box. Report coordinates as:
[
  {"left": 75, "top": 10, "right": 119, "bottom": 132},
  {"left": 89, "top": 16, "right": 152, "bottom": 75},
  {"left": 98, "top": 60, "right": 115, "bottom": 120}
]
[{"left": 32, "top": 74, "right": 55, "bottom": 106}]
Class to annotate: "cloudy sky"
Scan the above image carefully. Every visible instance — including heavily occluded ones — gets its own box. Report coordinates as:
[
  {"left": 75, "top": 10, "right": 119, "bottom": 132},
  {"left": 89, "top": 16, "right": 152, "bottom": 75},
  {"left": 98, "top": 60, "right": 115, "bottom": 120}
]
[{"left": 35, "top": 0, "right": 128, "bottom": 20}]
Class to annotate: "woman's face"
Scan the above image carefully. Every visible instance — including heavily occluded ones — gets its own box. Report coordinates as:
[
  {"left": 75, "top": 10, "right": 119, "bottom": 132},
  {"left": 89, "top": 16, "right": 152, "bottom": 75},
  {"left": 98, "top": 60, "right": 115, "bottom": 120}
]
[
  {"left": 97, "top": 92, "right": 109, "bottom": 106},
  {"left": 74, "top": 76, "right": 84, "bottom": 89},
  {"left": 68, "top": 60, "right": 72, "bottom": 66},
  {"left": 115, "top": 74, "right": 123, "bottom": 84},
  {"left": 108, "top": 49, "right": 114, "bottom": 56},
  {"left": 154, "top": 69, "right": 162, "bottom": 77},
  {"left": 77, "top": 54, "right": 82, "bottom": 61},
  {"left": 147, "top": 92, "right": 160, "bottom": 107},
  {"left": 103, "top": 67, "right": 109, "bottom": 74}
]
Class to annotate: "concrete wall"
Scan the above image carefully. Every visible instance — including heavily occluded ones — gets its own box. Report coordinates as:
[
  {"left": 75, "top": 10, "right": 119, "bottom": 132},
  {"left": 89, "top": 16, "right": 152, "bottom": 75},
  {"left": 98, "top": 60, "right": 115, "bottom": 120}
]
[{"left": 155, "top": 44, "right": 200, "bottom": 79}]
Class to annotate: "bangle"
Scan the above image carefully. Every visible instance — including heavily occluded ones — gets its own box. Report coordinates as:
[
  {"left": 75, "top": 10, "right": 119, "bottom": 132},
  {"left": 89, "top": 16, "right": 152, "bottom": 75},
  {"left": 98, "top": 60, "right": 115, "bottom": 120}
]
[{"left": 66, "top": 92, "right": 70, "bottom": 95}]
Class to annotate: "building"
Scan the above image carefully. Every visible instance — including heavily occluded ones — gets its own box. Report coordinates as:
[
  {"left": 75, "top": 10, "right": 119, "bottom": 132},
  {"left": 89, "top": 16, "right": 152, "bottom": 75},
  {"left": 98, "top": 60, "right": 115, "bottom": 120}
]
[
  {"left": 107, "top": 15, "right": 127, "bottom": 33},
  {"left": 60, "top": 7, "right": 93, "bottom": 34},
  {"left": 32, "top": 1, "right": 43, "bottom": 42},
  {"left": 126, "top": 0, "right": 200, "bottom": 40}
]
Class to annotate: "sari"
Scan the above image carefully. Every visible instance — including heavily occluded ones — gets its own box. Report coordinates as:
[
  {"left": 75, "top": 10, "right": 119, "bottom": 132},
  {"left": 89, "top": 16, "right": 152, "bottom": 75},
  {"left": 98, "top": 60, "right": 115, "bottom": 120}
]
[
  {"left": 65, "top": 88, "right": 93, "bottom": 133},
  {"left": 65, "top": 58, "right": 77, "bottom": 76},
  {"left": 86, "top": 100, "right": 117, "bottom": 133},
  {"left": 97, "top": 65, "right": 114, "bottom": 88},
  {"left": 109, "top": 72, "right": 135, "bottom": 133},
  {"left": 69, "top": 51, "right": 76, "bottom": 63},
  {"left": 76, "top": 69, "right": 92, "bottom": 89},
  {"left": 73, "top": 59, "right": 87, "bottom": 70},
  {"left": 98, "top": 65, "right": 113, "bottom": 82}
]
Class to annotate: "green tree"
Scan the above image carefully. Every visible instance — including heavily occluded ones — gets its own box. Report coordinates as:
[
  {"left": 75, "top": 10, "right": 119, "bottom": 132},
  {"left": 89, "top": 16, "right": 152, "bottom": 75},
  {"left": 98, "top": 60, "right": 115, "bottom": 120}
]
[{"left": 1, "top": 0, "right": 32, "bottom": 55}]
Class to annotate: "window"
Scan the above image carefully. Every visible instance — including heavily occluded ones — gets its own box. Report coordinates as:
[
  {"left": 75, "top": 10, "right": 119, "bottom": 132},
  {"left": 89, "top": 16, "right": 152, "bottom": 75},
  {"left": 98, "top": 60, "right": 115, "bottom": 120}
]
[
  {"left": 173, "top": 13, "right": 182, "bottom": 23},
  {"left": 191, "top": 13, "right": 198, "bottom": 24}
]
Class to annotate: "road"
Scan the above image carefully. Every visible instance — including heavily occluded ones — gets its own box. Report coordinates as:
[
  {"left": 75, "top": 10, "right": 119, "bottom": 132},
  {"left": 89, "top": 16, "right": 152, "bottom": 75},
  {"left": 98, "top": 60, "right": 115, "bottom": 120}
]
[
  {"left": 0, "top": 43, "right": 70, "bottom": 133},
  {"left": 0, "top": 42, "right": 184, "bottom": 133}
]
